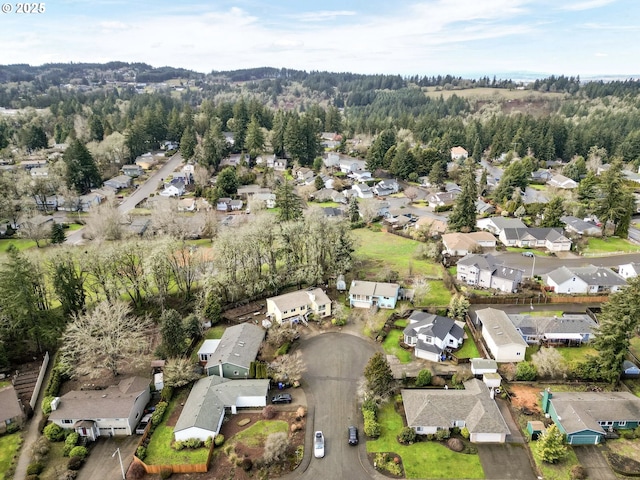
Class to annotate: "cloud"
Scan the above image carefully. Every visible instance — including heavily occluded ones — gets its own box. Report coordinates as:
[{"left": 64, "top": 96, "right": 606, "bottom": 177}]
[
  {"left": 559, "top": 0, "right": 616, "bottom": 11},
  {"left": 582, "top": 22, "right": 640, "bottom": 30},
  {"left": 288, "top": 10, "right": 356, "bottom": 22},
  {"left": 98, "top": 21, "right": 128, "bottom": 31},
  {"left": 595, "top": 52, "right": 608, "bottom": 57}
]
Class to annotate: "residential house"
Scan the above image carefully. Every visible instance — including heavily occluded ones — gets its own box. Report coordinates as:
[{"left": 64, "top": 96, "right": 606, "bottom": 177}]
[
  {"left": 561, "top": 216, "right": 602, "bottom": 237},
  {"left": 295, "top": 167, "right": 315, "bottom": 184},
  {"left": 351, "top": 184, "right": 374, "bottom": 199},
  {"left": 339, "top": 158, "right": 366, "bottom": 174},
  {"left": 253, "top": 192, "right": 276, "bottom": 209},
  {"left": 542, "top": 389, "right": 640, "bottom": 445},
  {"left": 20, "top": 159, "right": 47, "bottom": 171},
  {"left": 216, "top": 198, "right": 232, "bottom": 211},
  {"left": 174, "top": 376, "right": 270, "bottom": 442},
  {"left": 402, "top": 311, "right": 464, "bottom": 362},
  {"left": 372, "top": 199, "right": 391, "bottom": 218},
  {"left": 499, "top": 228, "right": 572, "bottom": 252},
  {"left": 445, "top": 182, "right": 462, "bottom": 194},
  {"left": 456, "top": 254, "right": 524, "bottom": 293},
  {"left": 476, "top": 217, "right": 526, "bottom": 235},
  {"left": 134, "top": 153, "right": 159, "bottom": 170},
  {"left": 508, "top": 313, "right": 598, "bottom": 345},
  {"left": 450, "top": 146, "right": 469, "bottom": 161},
  {"left": 548, "top": 174, "right": 578, "bottom": 189},
  {"left": 103, "top": 175, "right": 132, "bottom": 191},
  {"left": 312, "top": 188, "right": 345, "bottom": 204},
  {"left": 402, "top": 378, "right": 510, "bottom": 443},
  {"left": 19, "top": 214, "right": 54, "bottom": 231},
  {"left": 161, "top": 141, "right": 179, "bottom": 151},
  {"left": 266, "top": 288, "right": 332, "bottom": 324},
  {"left": 373, "top": 179, "right": 399, "bottom": 196},
  {"left": 34, "top": 195, "right": 59, "bottom": 211},
  {"left": 442, "top": 232, "right": 497, "bottom": 256},
  {"left": 318, "top": 174, "right": 334, "bottom": 190},
  {"left": 349, "top": 280, "right": 400, "bottom": 309},
  {"left": 475, "top": 199, "right": 495, "bottom": 215},
  {"left": 121, "top": 164, "right": 143, "bottom": 177},
  {"left": 177, "top": 198, "right": 196, "bottom": 212},
  {"left": 273, "top": 158, "right": 288, "bottom": 171},
  {"left": 619, "top": 262, "right": 640, "bottom": 279},
  {"left": 159, "top": 181, "right": 185, "bottom": 197},
  {"left": 623, "top": 169, "right": 640, "bottom": 184},
  {"left": 474, "top": 308, "right": 527, "bottom": 362},
  {"left": 470, "top": 359, "right": 498, "bottom": 376},
  {"left": 48, "top": 376, "right": 150, "bottom": 440},
  {"left": 197, "top": 339, "right": 221, "bottom": 365},
  {"left": 126, "top": 217, "right": 151, "bottom": 237},
  {"left": 0, "top": 385, "right": 24, "bottom": 434},
  {"left": 414, "top": 216, "right": 447, "bottom": 236},
  {"left": 623, "top": 361, "right": 640, "bottom": 376},
  {"left": 531, "top": 169, "right": 553, "bottom": 182},
  {"left": 427, "top": 191, "right": 458, "bottom": 208},
  {"left": 74, "top": 192, "right": 104, "bottom": 212},
  {"left": 229, "top": 199, "right": 243, "bottom": 211},
  {"left": 545, "top": 265, "right": 626, "bottom": 294},
  {"left": 324, "top": 152, "right": 341, "bottom": 169},
  {"left": 172, "top": 171, "right": 190, "bottom": 186},
  {"left": 204, "top": 323, "right": 265, "bottom": 378},
  {"left": 384, "top": 214, "right": 411, "bottom": 230},
  {"left": 322, "top": 207, "right": 344, "bottom": 218},
  {"left": 30, "top": 167, "right": 49, "bottom": 177},
  {"left": 350, "top": 170, "right": 372, "bottom": 182}
]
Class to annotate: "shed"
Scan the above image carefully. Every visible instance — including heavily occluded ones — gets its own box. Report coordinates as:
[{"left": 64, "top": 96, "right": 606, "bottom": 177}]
[
  {"left": 526, "top": 421, "right": 546, "bottom": 440},
  {"left": 483, "top": 373, "right": 501, "bottom": 389},
  {"left": 470, "top": 358, "right": 498, "bottom": 376}
]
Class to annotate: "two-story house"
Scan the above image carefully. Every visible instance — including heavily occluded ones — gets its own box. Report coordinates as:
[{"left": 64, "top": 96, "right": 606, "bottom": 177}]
[
  {"left": 456, "top": 254, "right": 524, "bottom": 293},
  {"left": 402, "top": 311, "right": 464, "bottom": 362},
  {"left": 349, "top": 280, "right": 400, "bottom": 309},
  {"left": 266, "top": 288, "right": 332, "bottom": 324}
]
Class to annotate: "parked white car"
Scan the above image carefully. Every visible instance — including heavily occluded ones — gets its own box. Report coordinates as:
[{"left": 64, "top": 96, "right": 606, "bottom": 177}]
[{"left": 314, "top": 431, "right": 325, "bottom": 458}]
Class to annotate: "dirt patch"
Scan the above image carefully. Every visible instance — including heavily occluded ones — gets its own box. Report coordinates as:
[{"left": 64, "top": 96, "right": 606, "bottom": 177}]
[{"left": 508, "top": 384, "right": 542, "bottom": 414}]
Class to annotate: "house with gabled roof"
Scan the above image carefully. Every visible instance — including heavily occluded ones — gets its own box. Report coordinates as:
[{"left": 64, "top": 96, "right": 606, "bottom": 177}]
[
  {"left": 402, "top": 311, "right": 464, "bottom": 362},
  {"left": 542, "top": 389, "right": 640, "bottom": 445},
  {"left": 456, "top": 254, "right": 524, "bottom": 293},
  {"left": 561, "top": 216, "right": 602, "bottom": 237},
  {"left": 450, "top": 146, "right": 469, "bottom": 161},
  {"left": 499, "top": 228, "right": 571, "bottom": 252},
  {"left": 414, "top": 216, "right": 447, "bottom": 236},
  {"left": 475, "top": 199, "right": 495, "bottom": 215},
  {"left": 428, "top": 191, "right": 458, "bottom": 208},
  {"left": 266, "top": 288, "right": 332, "bottom": 324},
  {"left": 547, "top": 174, "right": 578, "bottom": 189},
  {"left": 474, "top": 308, "right": 527, "bottom": 362},
  {"left": 0, "top": 385, "right": 24, "bottom": 433},
  {"left": 351, "top": 184, "right": 374, "bottom": 199},
  {"left": 619, "top": 262, "right": 640, "bottom": 279},
  {"left": 442, "top": 232, "right": 497, "bottom": 256},
  {"left": 48, "top": 376, "right": 150, "bottom": 440},
  {"left": 204, "top": 323, "right": 265, "bottom": 378},
  {"left": 349, "top": 280, "right": 400, "bottom": 309},
  {"left": 374, "top": 179, "right": 399, "bottom": 196},
  {"left": 103, "top": 175, "right": 132, "bottom": 191},
  {"left": 174, "top": 376, "right": 270, "bottom": 442},
  {"left": 402, "top": 378, "right": 510, "bottom": 443},
  {"left": 476, "top": 216, "right": 526, "bottom": 235},
  {"left": 545, "top": 265, "right": 626, "bottom": 294},
  {"left": 508, "top": 313, "right": 598, "bottom": 345}
]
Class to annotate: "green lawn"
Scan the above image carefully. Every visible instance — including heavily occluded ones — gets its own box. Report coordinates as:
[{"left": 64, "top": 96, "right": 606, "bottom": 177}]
[
  {"left": 367, "top": 403, "right": 484, "bottom": 479},
  {"left": 0, "top": 238, "right": 38, "bottom": 252},
  {"left": 532, "top": 445, "right": 579, "bottom": 480},
  {"left": 418, "top": 280, "right": 453, "bottom": 306},
  {"left": 67, "top": 223, "right": 83, "bottom": 231},
  {"left": 186, "top": 238, "right": 213, "bottom": 247},
  {"left": 556, "top": 346, "right": 598, "bottom": 368},
  {"left": 0, "top": 432, "right": 21, "bottom": 480},
  {"left": 455, "top": 326, "right": 480, "bottom": 359},
  {"left": 585, "top": 237, "right": 640, "bottom": 254},
  {"left": 145, "top": 389, "right": 209, "bottom": 465},
  {"left": 393, "top": 319, "right": 408, "bottom": 328},
  {"left": 382, "top": 329, "right": 413, "bottom": 363},
  {"left": 352, "top": 229, "right": 443, "bottom": 279},
  {"left": 313, "top": 201, "right": 340, "bottom": 208},
  {"left": 631, "top": 336, "right": 640, "bottom": 360},
  {"left": 230, "top": 420, "right": 288, "bottom": 447},
  {"left": 528, "top": 184, "right": 547, "bottom": 191}
]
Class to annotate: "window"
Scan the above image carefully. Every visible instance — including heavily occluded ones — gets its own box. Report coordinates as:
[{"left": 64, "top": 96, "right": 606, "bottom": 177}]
[
  {"left": 283, "top": 310, "right": 288, "bottom": 314},
  {"left": 62, "top": 419, "right": 73, "bottom": 424},
  {"left": 318, "top": 304, "right": 326, "bottom": 310},
  {"left": 233, "top": 371, "right": 239, "bottom": 376},
  {"left": 416, "top": 427, "right": 423, "bottom": 432},
  {"left": 618, "top": 421, "right": 626, "bottom": 427},
  {"left": 516, "top": 352, "right": 521, "bottom": 356}
]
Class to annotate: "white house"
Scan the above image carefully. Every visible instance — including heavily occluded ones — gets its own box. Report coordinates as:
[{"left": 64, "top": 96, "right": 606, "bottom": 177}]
[
  {"left": 548, "top": 174, "right": 578, "bottom": 189},
  {"left": 351, "top": 184, "right": 374, "bottom": 199},
  {"left": 456, "top": 254, "right": 524, "bottom": 293},
  {"left": 545, "top": 265, "right": 627, "bottom": 294},
  {"left": 350, "top": 170, "right": 372, "bottom": 182},
  {"left": 499, "top": 228, "right": 572, "bottom": 252},
  {"left": 450, "top": 146, "right": 469, "bottom": 161},
  {"left": 470, "top": 358, "right": 498, "bottom": 376},
  {"left": 475, "top": 308, "right": 527, "bottom": 363},
  {"left": 174, "top": 376, "right": 270, "bottom": 442},
  {"left": 402, "top": 311, "right": 464, "bottom": 362},
  {"left": 197, "top": 339, "right": 221, "bottom": 364},
  {"left": 266, "top": 288, "right": 332, "bottom": 324},
  {"left": 476, "top": 217, "right": 526, "bottom": 235},
  {"left": 442, "top": 232, "right": 497, "bottom": 256},
  {"left": 619, "top": 262, "right": 640, "bottom": 279},
  {"left": 159, "top": 184, "right": 185, "bottom": 197},
  {"left": 373, "top": 179, "right": 400, "bottom": 196}
]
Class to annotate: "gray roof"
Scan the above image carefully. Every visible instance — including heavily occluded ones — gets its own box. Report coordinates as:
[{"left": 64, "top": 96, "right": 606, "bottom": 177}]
[
  {"left": 349, "top": 280, "right": 400, "bottom": 299},
  {"left": 49, "top": 377, "right": 149, "bottom": 421},
  {"left": 476, "top": 308, "right": 528, "bottom": 348},
  {"left": 560, "top": 216, "right": 602, "bottom": 234},
  {"left": 470, "top": 358, "right": 498, "bottom": 371},
  {"left": 480, "top": 217, "right": 526, "bottom": 231},
  {"left": 0, "top": 385, "right": 23, "bottom": 422},
  {"left": 404, "top": 311, "right": 463, "bottom": 343},
  {"left": 268, "top": 288, "right": 331, "bottom": 313},
  {"left": 457, "top": 254, "right": 524, "bottom": 281},
  {"left": 204, "top": 323, "right": 265, "bottom": 370},
  {"left": 546, "top": 265, "right": 627, "bottom": 287},
  {"left": 402, "top": 379, "right": 509, "bottom": 436},
  {"left": 509, "top": 314, "right": 597, "bottom": 338},
  {"left": 501, "top": 228, "right": 569, "bottom": 243},
  {"left": 175, "top": 376, "right": 270, "bottom": 435},
  {"left": 475, "top": 199, "right": 495, "bottom": 214},
  {"left": 549, "top": 390, "right": 640, "bottom": 435}
]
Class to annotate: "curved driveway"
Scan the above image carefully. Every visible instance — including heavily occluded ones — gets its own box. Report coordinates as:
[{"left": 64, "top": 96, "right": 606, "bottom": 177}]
[{"left": 297, "top": 332, "right": 380, "bottom": 479}]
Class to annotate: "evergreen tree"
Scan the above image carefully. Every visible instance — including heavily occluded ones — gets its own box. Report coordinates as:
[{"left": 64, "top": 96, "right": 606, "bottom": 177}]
[
  {"left": 428, "top": 161, "right": 447, "bottom": 189},
  {"left": 448, "top": 160, "right": 477, "bottom": 232},
  {"left": 245, "top": 116, "right": 265, "bottom": 161},
  {"left": 231, "top": 98, "right": 249, "bottom": 152},
  {"left": 49, "top": 252, "right": 85, "bottom": 317},
  {"left": 348, "top": 196, "right": 360, "bottom": 223},
  {"left": 160, "top": 309, "right": 186, "bottom": 358},
  {"left": 366, "top": 129, "right": 396, "bottom": 172},
  {"left": 275, "top": 180, "right": 303, "bottom": 222},
  {"left": 23, "top": 125, "right": 48, "bottom": 152},
  {"left": 284, "top": 114, "right": 304, "bottom": 163},
  {"left": 390, "top": 142, "right": 415, "bottom": 179},
  {"left": 203, "top": 291, "right": 222, "bottom": 325},
  {"left": 479, "top": 169, "right": 488, "bottom": 196},
  {"left": 540, "top": 196, "right": 564, "bottom": 228},
  {"left": 50, "top": 223, "right": 66, "bottom": 244},
  {"left": 201, "top": 119, "right": 227, "bottom": 170},
  {"left": 363, "top": 352, "right": 394, "bottom": 399},
  {"left": 314, "top": 175, "right": 325, "bottom": 190},
  {"left": 180, "top": 125, "right": 197, "bottom": 161},
  {"left": 577, "top": 170, "right": 598, "bottom": 203},
  {"left": 596, "top": 160, "right": 632, "bottom": 236},
  {"left": 215, "top": 167, "right": 238, "bottom": 198},
  {"left": 63, "top": 139, "right": 101, "bottom": 194},
  {"left": 535, "top": 425, "right": 567, "bottom": 464},
  {"left": 299, "top": 114, "right": 322, "bottom": 166},
  {"left": 271, "top": 111, "right": 287, "bottom": 158}
]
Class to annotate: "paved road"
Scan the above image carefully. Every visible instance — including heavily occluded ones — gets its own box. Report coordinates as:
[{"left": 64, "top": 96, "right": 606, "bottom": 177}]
[
  {"left": 298, "top": 332, "right": 379, "bottom": 480},
  {"left": 65, "top": 152, "right": 184, "bottom": 245}
]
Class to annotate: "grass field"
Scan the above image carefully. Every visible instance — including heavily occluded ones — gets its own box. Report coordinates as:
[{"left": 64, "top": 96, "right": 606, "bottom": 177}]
[
  {"left": 631, "top": 336, "right": 640, "bottom": 360},
  {"left": 0, "top": 238, "right": 38, "bottom": 252},
  {"left": 417, "top": 280, "right": 453, "bottom": 306},
  {"left": 0, "top": 433, "right": 21, "bottom": 480},
  {"left": 382, "top": 329, "right": 413, "bottom": 363},
  {"left": 352, "top": 229, "right": 442, "bottom": 279},
  {"left": 520, "top": 311, "right": 563, "bottom": 317},
  {"left": 556, "top": 346, "right": 598, "bottom": 367},
  {"left": 367, "top": 402, "right": 484, "bottom": 479},
  {"left": 422, "top": 86, "right": 565, "bottom": 101},
  {"left": 584, "top": 237, "right": 640, "bottom": 254},
  {"left": 456, "top": 326, "right": 480, "bottom": 359},
  {"left": 229, "top": 420, "right": 288, "bottom": 447}
]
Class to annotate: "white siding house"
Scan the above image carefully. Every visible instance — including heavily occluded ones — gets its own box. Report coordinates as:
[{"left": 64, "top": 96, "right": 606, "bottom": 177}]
[{"left": 475, "top": 308, "right": 527, "bottom": 363}]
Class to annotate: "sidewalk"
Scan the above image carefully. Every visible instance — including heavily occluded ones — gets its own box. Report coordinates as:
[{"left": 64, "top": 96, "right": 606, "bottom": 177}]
[{"left": 14, "top": 362, "right": 52, "bottom": 480}]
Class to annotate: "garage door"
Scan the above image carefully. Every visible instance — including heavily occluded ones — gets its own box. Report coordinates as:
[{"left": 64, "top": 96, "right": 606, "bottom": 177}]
[
  {"left": 236, "top": 395, "right": 266, "bottom": 408},
  {"left": 472, "top": 432, "right": 506, "bottom": 443},
  {"left": 569, "top": 434, "right": 600, "bottom": 445}
]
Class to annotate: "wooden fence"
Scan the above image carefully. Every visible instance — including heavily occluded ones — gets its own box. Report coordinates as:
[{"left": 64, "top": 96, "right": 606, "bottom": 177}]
[
  {"left": 133, "top": 442, "right": 214, "bottom": 474},
  {"left": 468, "top": 294, "right": 609, "bottom": 305}
]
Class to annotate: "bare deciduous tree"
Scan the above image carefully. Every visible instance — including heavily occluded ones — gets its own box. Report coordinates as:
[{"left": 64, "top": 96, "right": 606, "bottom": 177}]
[
  {"left": 266, "top": 323, "right": 298, "bottom": 348},
  {"left": 60, "top": 300, "right": 152, "bottom": 378},
  {"left": 83, "top": 197, "right": 125, "bottom": 241},
  {"left": 163, "top": 357, "right": 200, "bottom": 388},
  {"left": 262, "top": 432, "right": 289, "bottom": 465},
  {"left": 404, "top": 186, "right": 419, "bottom": 204},
  {"left": 532, "top": 347, "right": 567, "bottom": 379},
  {"left": 269, "top": 351, "right": 306, "bottom": 383}
]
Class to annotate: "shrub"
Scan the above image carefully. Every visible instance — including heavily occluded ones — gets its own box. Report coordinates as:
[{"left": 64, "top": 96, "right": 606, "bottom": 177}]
[
  {"left": 214, "top": 434, "right": 225, "bottom": 447},
  {"left": 136, "top": 446, "right": 147, "bottom": 460},
  {"left": 173, "top": 441, "right": 185, "bottom": 451},
  {"left": 415, "top": 369, "right": 432, "bottom": 387},
  {"left": 67, "top": 456, "right": 83, "bottom": 471},
  {"left": 31, "top": 436, "right": 50, "bottom": 462},
  {"left": 41, "top": 396, "right": 54, "bottom": 415},
  {"left": 152, "top": 402, "right": 168, "bottom": 426},
  {"left": 37, "top": 416, "right": 49, "bottom": 434},
  {"left": 515, "top": 361, "right": 537, "bottom": 381},
  {"left": 275, "top": 343, "right": 290, "bottom": 356},
  {"left": 43, "top": 423, "right": 65, "bottom": 442},
  {"left": 160, "top": 386, "right": 174, "bottom": 402},
  {"left": 398, "top": 426, "right": 417, "bottom": 445},
  {"left": 204, "top": 436, "right": 213, "bottom": 448},
  {"left": 69, "top": 446, "right": 88, "bottom": 460},
  {"left": 362, "top": 398, "right": 377, "bottom": 415},
  {"left": 332, "top": 317, "right": 347, "bottom": 326},
  {"left": 184, "top": 438, "right": 203, "bottom": 449},
  {"left": 435, "top": 429, "right": 450, "bottom": 441},
  {"left": 461, "top": 427, "right": 470, "bottom": 439},
  {"left": 241, "top": 458, "right": 253, "bottom": 471},
  {"left": 262, "top": 432, "right": 289, "bottom": 465},
  {"left": 262, "top": 405, "right": 276, "bottom": 420},
  {"left": 27, "top": 462, "right": 45, "bottom": 475},
  {"left": 570, "top": 464, "right": 587, "bottom": 480},
  {"left": 25, "top": 475, "right": 39, "bottom": 480},
  {"left": 63, "top": 432, "right": 79, "bottom": 456},
  {"left": 160, "top": 468, "right": 173, "bottom": 479},
  {"left": 364, "top": 415, "right": 381, "bottom": 438},
  {"left": 431, "top": 375, "right": 446, "bottom": 387}
]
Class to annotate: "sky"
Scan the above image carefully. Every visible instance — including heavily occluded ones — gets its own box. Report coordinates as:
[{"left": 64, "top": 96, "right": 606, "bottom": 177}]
[{"left": 1, "top": 0, "right": 638, "bottom": 78}]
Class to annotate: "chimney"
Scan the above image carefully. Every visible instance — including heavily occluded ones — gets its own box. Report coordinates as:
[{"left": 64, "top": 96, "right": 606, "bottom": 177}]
[{"left": 50, "top": 397, "right": 61, "bottom": 411}]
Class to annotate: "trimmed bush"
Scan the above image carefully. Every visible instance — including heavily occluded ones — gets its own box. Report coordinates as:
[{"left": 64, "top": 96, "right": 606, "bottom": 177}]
[
  {"left": 461, "top": 427, "right": 470, "bottom": 439},
  {"left": 435, "top": 429, "right": 450, "bottom": 441},
  {"left": 27, "top": 462, "right": 45, "bottom": 475},
  {"left": 136, "top": 446, "right": 147, "bottom": 460},
  {"left": 43, "top": 423, "right": 65, "bottom": 442},
  {"left": 516, "top": 361, "right": 537, "bottom": 381},
  {"left": 415, "top": 369, "right": 432, "bottom": 387},
  {"left": 67, "top": 456, "right": 83, "bottom": 471},
  {"left": 69, "top": 446, "right": 88, "bottom": 460},
  {"left": 63, "top": 432, "right": 79, "bottom": 456},
  {"left": 161, "top": 386, "right": 174, "bottom": 402},
  {"left": 214, "top": 434, "right": 225, "bottom": 447},
  {"left": 151, "top": 401, "right": 168, "bottom": 426},
  {"left": 204, "top": 436, "right": 213, "bottom": 448},
  {"left": 398, "top": 426, "right": 417, "bottom": 445},
  {"left": 41, "top": 396, "right": 54, "bottom": 415}
]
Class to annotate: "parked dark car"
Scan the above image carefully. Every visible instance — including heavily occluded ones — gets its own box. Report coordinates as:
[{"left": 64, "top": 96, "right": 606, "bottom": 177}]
[
  {"left": 272, "top": 393, "right": 292, "bottom": 404},
  {"left": 348, "top": 425, "right": 358, "bottom": 445}
]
